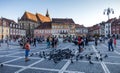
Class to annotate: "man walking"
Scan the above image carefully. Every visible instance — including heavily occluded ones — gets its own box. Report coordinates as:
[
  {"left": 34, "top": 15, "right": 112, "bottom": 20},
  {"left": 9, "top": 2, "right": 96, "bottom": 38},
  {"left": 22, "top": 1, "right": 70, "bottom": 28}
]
[
  {"left": 108, "top": 37, "right": 114, "bottom": 51},
  {"left": 33, "top": 38, "right": 36, "bottom": 47},
  {"left": 95, "top": 36, "right": 98, "bottom": 49}
]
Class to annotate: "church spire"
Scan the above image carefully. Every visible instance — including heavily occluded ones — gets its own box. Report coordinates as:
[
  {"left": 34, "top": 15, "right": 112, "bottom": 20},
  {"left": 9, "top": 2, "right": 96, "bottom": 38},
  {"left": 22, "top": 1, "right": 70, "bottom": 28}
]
[{"left": 46, "top": 9, "right": 50, "bottom": 17}]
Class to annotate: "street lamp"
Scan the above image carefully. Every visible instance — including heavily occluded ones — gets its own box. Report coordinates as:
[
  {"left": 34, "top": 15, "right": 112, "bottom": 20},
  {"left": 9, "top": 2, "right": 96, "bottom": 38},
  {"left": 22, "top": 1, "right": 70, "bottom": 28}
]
[{"left": 103, "top": 8, "right": 114, "bottom": 37}]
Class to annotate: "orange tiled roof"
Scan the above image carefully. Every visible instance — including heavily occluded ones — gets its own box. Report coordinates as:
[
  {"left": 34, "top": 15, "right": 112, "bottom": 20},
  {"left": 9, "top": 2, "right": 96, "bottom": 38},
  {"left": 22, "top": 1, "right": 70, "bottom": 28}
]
[
  {"left": 21, "top": 11, "right": 51, "bottom": 22},
  {"left": 26, "top": 12, "right": 38, "bottom": 22},
  {"left": 21, "top": 11, "right": 37, "bottom": 22},
  {"left": 36, "top": 13, "right": 51, "bottom": 23}
]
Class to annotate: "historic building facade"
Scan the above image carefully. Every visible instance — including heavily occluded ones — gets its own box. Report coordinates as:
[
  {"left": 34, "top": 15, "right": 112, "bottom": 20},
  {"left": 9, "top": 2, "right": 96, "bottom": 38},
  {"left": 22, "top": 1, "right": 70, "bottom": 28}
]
[
  {"left": 9, "top": 22, "right": 26, "bottom": 39},
  {"left": 98, "top": 22, "right": 105, "bottom": 37},
  {"left": 75, "top": 24, "right": 88, "bottom": 37},
  {"left": 18, "top": 10, "right": 51, "bottom": 37},
  {"left": 0, "top": 17, "right": 26, "bottom": 40},
  {"left": 111, "top": 18, "right": 120, "bottom": 38},
  {"left": 34, "top": 22, "right": 52, "bottom": 38},
  {"left": 52, "top": 18, "right": 75, "bottom": 38},
  {"left": 34, "top": 18, "right": 76, "bottom": 38},
  {"left": 104, "top": 19, "right": 114, "bottom": 37},
  {"left": 88, "top": 24, "right": 100, "bottom": 37},
  {"left": 0, "top": 18, "right": 9, "bottom": 40}
]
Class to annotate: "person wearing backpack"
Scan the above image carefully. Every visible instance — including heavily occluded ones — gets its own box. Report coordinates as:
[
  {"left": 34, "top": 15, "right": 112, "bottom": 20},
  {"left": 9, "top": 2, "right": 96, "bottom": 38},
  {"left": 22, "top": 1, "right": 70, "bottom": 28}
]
[
  {"left": 25, "top": 40, "right": 30, "bottom": 62},
  {"left": 108, "top": 37, "right": 114, "bottom": 51}
]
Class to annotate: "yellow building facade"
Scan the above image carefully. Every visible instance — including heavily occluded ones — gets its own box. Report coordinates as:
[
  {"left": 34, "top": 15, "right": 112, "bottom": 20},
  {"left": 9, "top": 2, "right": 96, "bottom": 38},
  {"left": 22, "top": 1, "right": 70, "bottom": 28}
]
[
  {"left": 0, "top": 26, "right": 10, "bottom": 40},
  {"left": 52, "top": 18, "right": 75, "bottom": 38}
]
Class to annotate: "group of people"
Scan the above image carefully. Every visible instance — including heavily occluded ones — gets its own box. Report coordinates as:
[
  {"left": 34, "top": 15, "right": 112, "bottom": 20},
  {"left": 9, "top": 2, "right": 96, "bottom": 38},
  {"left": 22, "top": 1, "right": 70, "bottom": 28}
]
[
  {"left": 108, "top": 37, "right": 116, "bottom": 51},
  {"left": 21, "top": 35, "right": 118, "bottom": 62},
  {"left": 19, "top": 36, "right": 46, "bottom": 49},
  {"left": 94, "top": 36, "right": 117, "bottom": 52},
  {"left": 46, "top": 36, "right": 58, "bottom": 49},
  {"left": 77, "top": 35, "right": 117, "bottom": 53},
  {"left": 23, "top": 36, "right": 59, "bottom": 62}
]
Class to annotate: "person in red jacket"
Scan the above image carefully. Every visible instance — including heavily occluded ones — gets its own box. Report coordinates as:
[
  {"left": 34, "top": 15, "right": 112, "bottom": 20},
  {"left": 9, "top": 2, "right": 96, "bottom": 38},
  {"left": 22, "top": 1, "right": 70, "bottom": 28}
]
[{"left": 25, "top": 41, "right": 30, "bottom": 62}]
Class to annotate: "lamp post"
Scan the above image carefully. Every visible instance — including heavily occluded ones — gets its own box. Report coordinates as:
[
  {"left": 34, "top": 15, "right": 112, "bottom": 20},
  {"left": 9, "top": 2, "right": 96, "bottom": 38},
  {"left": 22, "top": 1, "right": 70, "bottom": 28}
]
[{"left": 103, "top": 7, "right": 114, "bottom": 37}]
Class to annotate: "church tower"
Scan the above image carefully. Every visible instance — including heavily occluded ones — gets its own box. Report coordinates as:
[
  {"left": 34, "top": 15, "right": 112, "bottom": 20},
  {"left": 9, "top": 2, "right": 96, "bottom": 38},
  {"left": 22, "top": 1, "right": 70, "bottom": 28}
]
[{"left": 46, "top": 9, "right": 50, "bottom": 17}]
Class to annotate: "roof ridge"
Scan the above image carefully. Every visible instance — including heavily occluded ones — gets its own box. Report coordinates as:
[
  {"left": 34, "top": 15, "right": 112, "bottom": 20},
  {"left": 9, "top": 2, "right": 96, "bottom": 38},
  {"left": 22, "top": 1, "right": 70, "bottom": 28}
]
[{"left": 21, "top": 11, "right": 37, "bottom": 22}]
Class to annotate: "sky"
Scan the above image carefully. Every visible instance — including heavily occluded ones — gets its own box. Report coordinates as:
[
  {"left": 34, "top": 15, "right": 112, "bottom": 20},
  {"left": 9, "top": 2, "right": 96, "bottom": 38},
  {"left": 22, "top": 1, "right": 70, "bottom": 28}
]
[{"left": 0, "top": 0, "right": 120, "bottom": 27}]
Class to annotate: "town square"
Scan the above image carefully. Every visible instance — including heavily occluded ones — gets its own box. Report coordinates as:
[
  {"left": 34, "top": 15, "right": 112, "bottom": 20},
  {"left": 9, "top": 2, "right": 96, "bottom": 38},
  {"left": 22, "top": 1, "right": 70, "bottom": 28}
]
[{"left": 0, "top": 0, "right": 120, "bottom": 73}]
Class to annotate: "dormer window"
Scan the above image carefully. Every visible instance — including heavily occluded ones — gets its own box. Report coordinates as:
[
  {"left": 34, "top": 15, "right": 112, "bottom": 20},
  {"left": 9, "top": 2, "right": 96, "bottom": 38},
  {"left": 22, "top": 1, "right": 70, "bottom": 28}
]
[{"left": 10, "top": 23, "right": 12, "bottom": 27}]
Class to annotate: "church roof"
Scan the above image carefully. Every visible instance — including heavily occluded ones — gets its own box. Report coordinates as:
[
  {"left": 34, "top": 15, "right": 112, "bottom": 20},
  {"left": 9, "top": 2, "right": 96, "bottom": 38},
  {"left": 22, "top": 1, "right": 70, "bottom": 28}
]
[
  {"left": 21, "top": 11, "right": 38, "bottom": 22},
  {"left": 20, "top": 11, "right": 51, "bottom": 23},
  {"left": 36, "top": 13, "right": 51, "bottom": 23}
]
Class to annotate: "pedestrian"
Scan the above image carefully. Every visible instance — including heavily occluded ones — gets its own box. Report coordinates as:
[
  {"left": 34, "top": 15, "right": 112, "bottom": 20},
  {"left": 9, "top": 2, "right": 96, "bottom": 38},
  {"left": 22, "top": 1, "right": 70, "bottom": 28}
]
[
  {"left": 25, "top": 41, "right": 30, "bottom": 62},
  {"left": 108, "top": 37, "right": 114, "bottom": 51},
  {"left": 95, "top": 36, "right": 98, "bottom": 49},
  {"left": 51, "top": 37, "right": 55, "bottom": 48},
  {"left": 78, "top": 36, "right": 82, "bottom": 53},
  {"left": 33, "top": 38, "right": 36, "bottom": 47},
  {"left": 113, "top": 38, "right": 116, "bottom": 48},
  {"left": 54, "top": 37, "right": 58, "bottom": 48},
  {"left": 85, "top": 37, "right": 88, "bottom": 46},
  {"left": 46, "top": 36, "right": 50, "bottom": 48},
  {"left": 81, "top": 37, "right": 84, "bottom": 48},
  {"left": 99, "top": 36, "right": 102, "bottom": 43}
]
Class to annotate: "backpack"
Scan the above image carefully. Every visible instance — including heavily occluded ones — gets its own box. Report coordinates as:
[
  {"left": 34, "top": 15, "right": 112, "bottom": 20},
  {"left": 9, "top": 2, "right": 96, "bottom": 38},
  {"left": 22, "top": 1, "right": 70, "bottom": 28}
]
[
  {"left": 109, "top": 38, "right": 113, "bottom": 43},
  {"left": 25, "top": 43, "right": 30, "bottom": 50}
]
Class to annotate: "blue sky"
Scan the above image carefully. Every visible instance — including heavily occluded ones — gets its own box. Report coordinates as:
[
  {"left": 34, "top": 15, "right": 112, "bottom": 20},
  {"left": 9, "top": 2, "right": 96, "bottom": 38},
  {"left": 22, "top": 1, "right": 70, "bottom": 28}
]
[{"left": 0, "top": 0, "right": 120, "bottom": 27}]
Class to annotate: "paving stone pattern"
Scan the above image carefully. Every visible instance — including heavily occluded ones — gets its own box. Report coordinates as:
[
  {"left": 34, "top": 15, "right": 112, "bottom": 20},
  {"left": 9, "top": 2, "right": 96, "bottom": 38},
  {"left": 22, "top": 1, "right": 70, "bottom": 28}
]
[{"left": 0, "top": 41, "right": 120, "bottom": 73}]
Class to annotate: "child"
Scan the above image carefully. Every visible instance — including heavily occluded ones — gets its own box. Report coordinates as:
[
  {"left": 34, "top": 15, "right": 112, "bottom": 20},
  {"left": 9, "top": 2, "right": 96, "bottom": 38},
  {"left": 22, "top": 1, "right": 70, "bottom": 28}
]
[{"left": 25, "top": 41, "right": 30, "bottom": 62}]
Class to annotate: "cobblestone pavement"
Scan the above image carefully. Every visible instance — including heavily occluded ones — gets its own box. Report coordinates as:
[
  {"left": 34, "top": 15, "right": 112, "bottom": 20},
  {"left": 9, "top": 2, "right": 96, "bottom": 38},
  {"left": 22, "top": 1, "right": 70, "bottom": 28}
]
[{"left": 0, "top": 41, "right": 120, "bottom": 73}]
